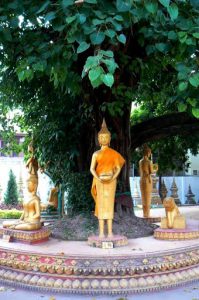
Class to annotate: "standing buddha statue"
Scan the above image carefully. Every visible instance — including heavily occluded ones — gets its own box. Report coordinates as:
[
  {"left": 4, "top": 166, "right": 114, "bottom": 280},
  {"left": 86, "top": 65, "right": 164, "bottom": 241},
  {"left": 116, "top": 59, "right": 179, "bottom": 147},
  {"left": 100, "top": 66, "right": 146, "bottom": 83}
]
[
  {"left": 139, "top": 144, "right": 153, "bottom": 218},
  {"left": 90, "top": 119, "right": 125, "bottom": 238}
]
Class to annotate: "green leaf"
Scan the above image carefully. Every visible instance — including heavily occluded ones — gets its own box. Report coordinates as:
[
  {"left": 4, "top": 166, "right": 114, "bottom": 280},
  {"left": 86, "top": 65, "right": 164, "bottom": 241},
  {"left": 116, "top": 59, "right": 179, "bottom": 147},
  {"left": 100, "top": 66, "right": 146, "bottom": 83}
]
[
  {"left": 62, "top": 0, "right": 73, "bottom": 7},
  {"left": 102, "top": 73, "right": 114, "bottom": 87},
  {"left": 77, "top": 42, "right": 90, "bottom": 53},
  {"left": 178, "top": 81, "right": 188, "bottom": 91},
  {"left": 155, "top": 43, "right": 168, "bottom": 53},
  {"left": 192, "top": 107, "right": 199, "bottom": 118},
  {"left": 159, "top": 0, "right": 170, "bottom": 7},
  {"left": 45, "top": 12, "right": 56, "bottom": 22},
  {"left": 37, "top": 1, "right": 50, "bottom": 14},
  {"left": 92, "top": 19, "right": 103, "bottom": 26},
  {"left": 145, "top": 0, "right": 158, "bottom": 14},
  {"left": 192, "top": 33, "right": 199, "bottom": 39},
  {"left": 102, "top": 59, "right": 118, "bottom": 73},
  {"left": 88, "top": 66, "right": 104, "bottom": 82},
  {"left": 189, "top": 73, "right": 199, "bottom": 87},
  {"left": 104, "top": 29, "right": 116, "bottom": 39},
  {"left": 114, "top": 15, "right": 123, "bottom": 22},
  {"left": 178, "top": 31, "right": 187, "bottom": 43},
  {"left": 117, "top": 34, "right": 126, "bottom": 44},
  {"left": 84, "top": 56, "right": 99, "bottom": 70},
  {"left": 188, "top": 98, "right": 197, "bottom": 107},
  {"left": 91, "top": 76, "right": 102, "bottom": 88},
  {"left": 168, "top": 31, "right": 177, "bottom": 40},
  {"left": 65, "top": 16, "right": 76, "bottom": 24},
  {"left": 178, "top": 103, "right": 187, "bottom": 112},
  {"left": 190, "top": 0, "right": 199, "bottom": 8},
  {"left": 167, "top": 4, "right": 178, "bottom": 21},
  {"left": 90, "top": 32, "right": 105, "bottom": 45},
  {"left": 99, "top": 50, "right": 114, "bottom": 58},
  {"left": 85, "top": 0, "right": 97, "bottom": 3},
  {"left": 116, "top": 0, "right": 132, "bottom": 12},
  {"left": 78, "top": 14, "right": 86, "bottom": 24}
]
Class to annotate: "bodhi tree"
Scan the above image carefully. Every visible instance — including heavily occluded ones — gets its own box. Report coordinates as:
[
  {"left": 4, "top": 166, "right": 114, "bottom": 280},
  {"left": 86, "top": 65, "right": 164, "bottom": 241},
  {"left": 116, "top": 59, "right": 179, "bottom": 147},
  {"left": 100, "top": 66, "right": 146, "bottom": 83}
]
[{"left": 0, "top": 0, "right": 199, "bottom": 209}]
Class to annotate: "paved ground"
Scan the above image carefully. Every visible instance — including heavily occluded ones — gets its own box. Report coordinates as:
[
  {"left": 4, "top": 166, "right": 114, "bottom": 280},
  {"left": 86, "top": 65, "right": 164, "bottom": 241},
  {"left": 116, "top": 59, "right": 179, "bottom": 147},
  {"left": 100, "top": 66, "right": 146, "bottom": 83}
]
[{"left": 0, "top": 281, "right": 199, "bottom": 300}]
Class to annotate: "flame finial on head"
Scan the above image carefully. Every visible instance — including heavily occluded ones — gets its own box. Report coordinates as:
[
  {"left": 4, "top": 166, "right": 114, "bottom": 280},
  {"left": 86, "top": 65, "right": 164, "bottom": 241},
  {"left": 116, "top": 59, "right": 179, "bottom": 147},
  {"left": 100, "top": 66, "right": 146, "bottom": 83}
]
[
  {"left": 98, "top": 118, "right": 111, "bottom": 136},
  {"left": 143, "top": 144, "right": 151, "bottom": 156}
]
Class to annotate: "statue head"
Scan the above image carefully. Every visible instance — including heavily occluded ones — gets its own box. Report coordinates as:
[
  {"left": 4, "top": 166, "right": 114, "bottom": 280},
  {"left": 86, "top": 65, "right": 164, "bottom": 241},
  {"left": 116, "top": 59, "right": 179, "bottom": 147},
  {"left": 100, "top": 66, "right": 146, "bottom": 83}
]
[
  {"left": 98, "top": 119, "right": 111, "bottom": 146},
  {"left": 28, "top": 141, "right": 34, "bottom": 154},
  {"left": 163, "top": 197, "right": 176, "bottom": 211},
  {"left": 143, "top": 144, "right": 151, "bottom": 157},
  {"left": 27, "top": 175, "right": 38, "bottom": 193}
]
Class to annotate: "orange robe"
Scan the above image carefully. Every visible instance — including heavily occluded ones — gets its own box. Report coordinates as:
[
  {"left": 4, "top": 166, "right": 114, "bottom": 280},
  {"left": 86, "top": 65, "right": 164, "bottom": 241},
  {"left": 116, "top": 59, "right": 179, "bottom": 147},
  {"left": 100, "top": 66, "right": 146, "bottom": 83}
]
[{"left": 91, "top": 147, "right": 125, "bottom": 220}]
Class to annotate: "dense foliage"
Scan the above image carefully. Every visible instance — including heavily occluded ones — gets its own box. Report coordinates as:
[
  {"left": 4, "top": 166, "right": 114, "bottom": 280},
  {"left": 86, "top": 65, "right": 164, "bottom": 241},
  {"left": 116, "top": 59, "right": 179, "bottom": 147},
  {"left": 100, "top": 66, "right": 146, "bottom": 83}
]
[
  {"left": 0, "top": 1, "right": 199, "bottom": 211},
  {"left": 4, "top": 169, "right": 19, "bottom": 205}
]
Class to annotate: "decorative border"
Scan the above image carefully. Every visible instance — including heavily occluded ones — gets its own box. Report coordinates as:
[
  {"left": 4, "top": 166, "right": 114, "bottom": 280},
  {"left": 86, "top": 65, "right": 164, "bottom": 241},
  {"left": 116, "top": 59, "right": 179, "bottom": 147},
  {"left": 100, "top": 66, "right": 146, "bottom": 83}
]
[
  {"left": 0, "top": 242, "right": 198, "bottom": 294},
  {"left": 154, "top": 229, "right": 199, "bottom": 240}
]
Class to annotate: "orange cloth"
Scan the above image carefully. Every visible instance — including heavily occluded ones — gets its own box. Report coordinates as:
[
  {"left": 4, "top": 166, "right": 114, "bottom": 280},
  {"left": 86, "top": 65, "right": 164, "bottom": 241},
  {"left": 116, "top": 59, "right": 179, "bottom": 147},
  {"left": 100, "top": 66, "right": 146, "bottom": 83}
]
[{"left": 91, "top": 147, "right": 125, "bottom": 219}]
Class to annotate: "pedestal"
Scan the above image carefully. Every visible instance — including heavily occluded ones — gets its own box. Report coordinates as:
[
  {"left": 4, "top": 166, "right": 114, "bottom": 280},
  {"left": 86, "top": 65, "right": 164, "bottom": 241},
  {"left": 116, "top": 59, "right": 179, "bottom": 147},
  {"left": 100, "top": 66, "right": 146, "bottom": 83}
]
[
  {"left": 88, "top": 235, "right": 128, "bottom": 248},
  {"left": 0, "top": 226, "right": 51, "bottom": 244},
  {"left": 154, "top": 227, "right": 199, "bottom": 240}
]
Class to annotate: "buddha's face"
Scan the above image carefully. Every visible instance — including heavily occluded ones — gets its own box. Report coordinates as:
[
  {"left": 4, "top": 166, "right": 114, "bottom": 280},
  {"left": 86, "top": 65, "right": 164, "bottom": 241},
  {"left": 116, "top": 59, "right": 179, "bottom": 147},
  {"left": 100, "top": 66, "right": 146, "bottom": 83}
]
[
  {"left": 98, "top": 133, "right": 111, "bottom": 146},
  {"left": 27, "top": 180, "right": 37, "bottom": 193}
]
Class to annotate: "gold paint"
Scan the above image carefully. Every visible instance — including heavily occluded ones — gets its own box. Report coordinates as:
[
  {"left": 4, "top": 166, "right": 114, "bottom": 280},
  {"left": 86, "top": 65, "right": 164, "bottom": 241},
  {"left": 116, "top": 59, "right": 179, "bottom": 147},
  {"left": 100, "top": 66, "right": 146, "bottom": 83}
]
[
  {"left": 161, "top": 197, "right": 186, "bottom": 229},
  {"left": 3, "top": 144, "right": 42, "bottom": 231},
  {"left": 90, "top": 119, "right": 125, "bottom": 238},
  {"left": 139, "top": 144, "right": 153, "bottom": 218}
]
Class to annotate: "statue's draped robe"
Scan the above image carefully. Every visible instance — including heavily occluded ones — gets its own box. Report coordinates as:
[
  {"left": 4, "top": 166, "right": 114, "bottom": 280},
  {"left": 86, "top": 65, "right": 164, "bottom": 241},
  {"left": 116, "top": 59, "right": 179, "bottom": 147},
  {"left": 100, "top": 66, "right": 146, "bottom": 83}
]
[{"left": 91, "top": 147, "right": 125, "bottom": 220}]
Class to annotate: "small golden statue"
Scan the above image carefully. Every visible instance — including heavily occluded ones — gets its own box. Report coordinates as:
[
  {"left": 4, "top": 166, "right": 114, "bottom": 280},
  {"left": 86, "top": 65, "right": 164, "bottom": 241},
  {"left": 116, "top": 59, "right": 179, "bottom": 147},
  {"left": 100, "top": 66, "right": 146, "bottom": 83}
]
[
  {"left": 3, "top": 175, "right": 42, "bottom": 230},
  {"left": 41, "top": 186, "right": 59, "bottom": 211},
  {"left": 161, "top": 197, "right": 186, "bottom": 229},
  {"left": 3, "top": 142, "right": 42, "bottom": 231},
  {"left": 90, "top": 119, "right": 125, "bottom": 238},
  {"left": 139, "top": 144, "right": 153, "bottom": 218}
]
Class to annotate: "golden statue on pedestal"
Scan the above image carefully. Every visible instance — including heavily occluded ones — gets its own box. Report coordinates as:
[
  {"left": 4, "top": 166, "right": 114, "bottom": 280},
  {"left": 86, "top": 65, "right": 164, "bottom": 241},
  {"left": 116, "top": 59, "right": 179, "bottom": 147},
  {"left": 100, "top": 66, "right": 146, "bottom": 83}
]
[
  {"left": 139, "top": 144, "right": 153, "bottom": 218},
  {"left": 3, "top": 142, "right": 42, "bottom": 231},
  {"left": 90, "top": 119, "right": 125, "bottom": 238},
  {"left": 161, "top": 197, "right": 186, "bottom": 229},
  {"left": 3, "top": 175, "right": 42, "bottom": 230}
]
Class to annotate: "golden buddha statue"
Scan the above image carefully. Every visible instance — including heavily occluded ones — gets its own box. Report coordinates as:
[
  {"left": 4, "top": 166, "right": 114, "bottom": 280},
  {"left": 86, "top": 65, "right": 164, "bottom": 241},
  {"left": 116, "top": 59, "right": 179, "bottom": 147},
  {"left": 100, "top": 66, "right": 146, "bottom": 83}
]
[
  {"left": 41, "top": 186, "right": 59, "bottom": 211},
  {"left": 161, "top": 197, "right": 186, "bottom": 229},
  {"left": 139, "top": 144, "right": 153, "bottom": 218},
  {"left": 3, "top": 175, "right": 42, "bottom": 230},
  {"left": 90, "top": 119, "right": 125, "bottom": 238}
]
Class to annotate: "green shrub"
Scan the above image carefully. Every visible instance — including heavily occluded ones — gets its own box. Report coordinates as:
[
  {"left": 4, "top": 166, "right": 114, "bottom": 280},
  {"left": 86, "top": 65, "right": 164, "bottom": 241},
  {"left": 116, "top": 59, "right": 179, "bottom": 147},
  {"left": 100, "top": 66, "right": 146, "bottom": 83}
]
[
  {"left": 0, "top": 209, "right": 22, "bottom": 219},
  {"left": 63, "top": 172, "right": 94, "bottom": 216},
  {"left": 4, "top": 169, "right": 19, "bottom": 205}
]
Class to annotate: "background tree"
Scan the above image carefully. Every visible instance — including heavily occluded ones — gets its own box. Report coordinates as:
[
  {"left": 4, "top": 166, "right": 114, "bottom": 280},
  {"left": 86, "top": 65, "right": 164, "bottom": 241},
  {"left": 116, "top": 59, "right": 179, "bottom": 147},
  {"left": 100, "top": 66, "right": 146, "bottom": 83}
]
[
  {"left": 0, "top": 0, "right": 199, "bottom": 212},
  {"left": 4, "top": 170, "right": 19, "bottom": 206}
]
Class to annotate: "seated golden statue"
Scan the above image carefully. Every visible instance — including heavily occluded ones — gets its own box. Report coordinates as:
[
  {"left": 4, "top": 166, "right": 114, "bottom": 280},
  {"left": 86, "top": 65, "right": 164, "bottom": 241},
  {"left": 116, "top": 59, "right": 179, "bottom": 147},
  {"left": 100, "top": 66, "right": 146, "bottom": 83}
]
[
  {"left": 90, "top": 119, "right": 125, "bottom": 238},
  {"left": 3, "top": 175, "right": 42, "bottom": 231},
  {"left": 139, "top": 144, "right": 153, "bottom": 218},
  {"left": 161, "top": 197, "right": 186, "bottom": 229},
  {"left": 41, "top": 186, "right": 59, "bottom": 211}
]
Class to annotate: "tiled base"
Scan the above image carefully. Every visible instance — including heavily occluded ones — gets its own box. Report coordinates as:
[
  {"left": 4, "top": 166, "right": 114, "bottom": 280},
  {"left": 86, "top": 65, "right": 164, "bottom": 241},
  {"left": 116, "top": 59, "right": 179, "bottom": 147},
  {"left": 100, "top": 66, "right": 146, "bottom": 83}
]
[
  {"left": 154, "top": 227, "right": 199, "bottom": 240},
  {"left": 0, "top": 226, "right": 51, "bottom": 244},
  {"left": 0, "top": 237, "right": 198, "bottom": 294}
]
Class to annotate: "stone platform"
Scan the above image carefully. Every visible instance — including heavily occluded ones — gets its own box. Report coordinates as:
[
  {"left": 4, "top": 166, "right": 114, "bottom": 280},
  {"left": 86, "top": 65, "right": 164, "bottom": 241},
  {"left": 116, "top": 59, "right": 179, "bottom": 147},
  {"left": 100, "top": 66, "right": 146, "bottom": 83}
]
[
  {"left": 0, "top": 226, "right": 51, "bottom": 244},
  {"left": 88, "top": 235, "right": 128, "bottom": 248},
  {"left": 0, "top": 232, "right": 198, "bottom": 295}
]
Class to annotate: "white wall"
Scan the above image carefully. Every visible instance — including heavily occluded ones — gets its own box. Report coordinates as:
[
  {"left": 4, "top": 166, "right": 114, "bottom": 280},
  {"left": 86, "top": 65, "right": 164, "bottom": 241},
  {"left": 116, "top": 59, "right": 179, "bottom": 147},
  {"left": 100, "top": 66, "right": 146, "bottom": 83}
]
[
  {"left": 130, "top": 176, "right": 199, "bottom": 204},
  {"left": 0, "top": 157, "right": 52, "bottom": 204}
]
